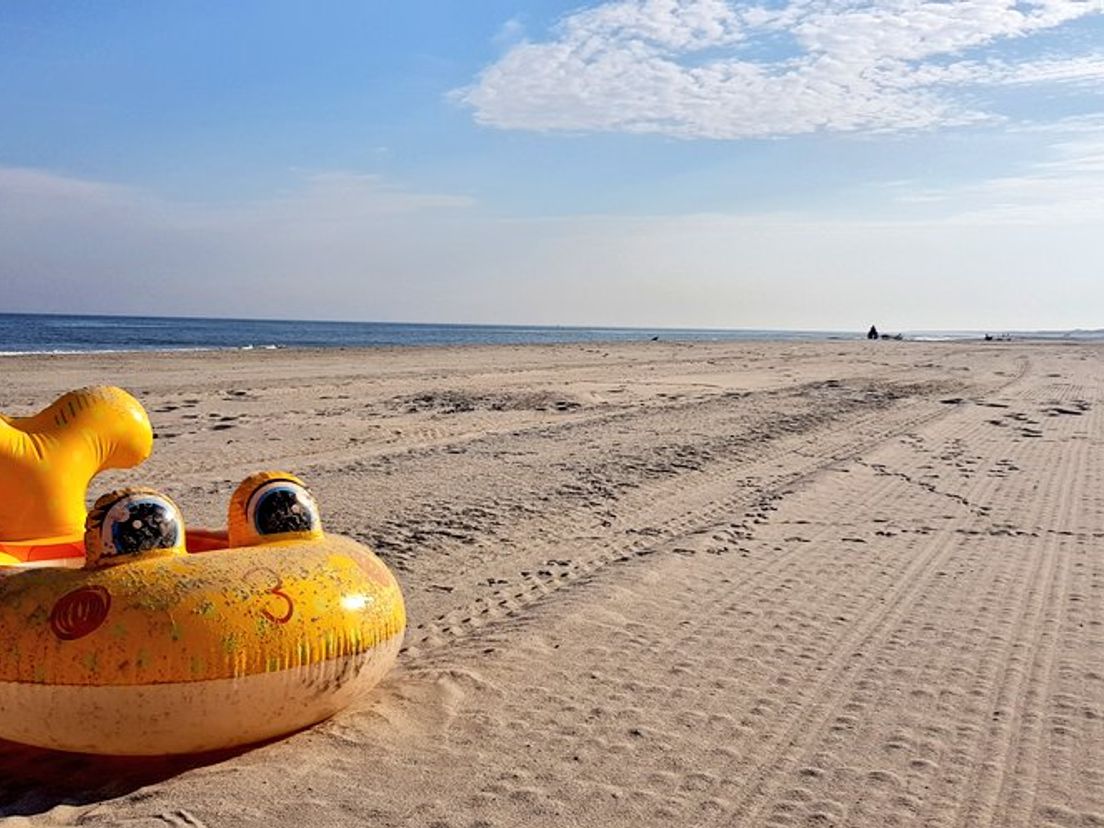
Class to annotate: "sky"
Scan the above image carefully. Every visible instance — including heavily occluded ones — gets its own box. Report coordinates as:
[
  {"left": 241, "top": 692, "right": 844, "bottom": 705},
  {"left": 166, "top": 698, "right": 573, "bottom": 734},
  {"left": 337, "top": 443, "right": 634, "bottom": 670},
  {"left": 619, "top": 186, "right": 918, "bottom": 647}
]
[{"left": 1, "top": 0, "right": 1102, "bottom": 331}]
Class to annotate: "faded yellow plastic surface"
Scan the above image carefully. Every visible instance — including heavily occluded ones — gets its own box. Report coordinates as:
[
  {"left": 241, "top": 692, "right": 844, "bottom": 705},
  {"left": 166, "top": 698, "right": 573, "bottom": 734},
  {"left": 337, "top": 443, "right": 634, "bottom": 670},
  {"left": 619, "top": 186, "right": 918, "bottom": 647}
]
[
  {"left": 0, "top": 637, "right": 403, "bottom": 754},
  {"left": 0, "top": 523, "right": 406, "bottom": 754},
  {"left": 0, "top": 387, "right": 152, "bottom": 543},
  {"left": 0, "top": 534, "right": 405, "bottom": 686}
]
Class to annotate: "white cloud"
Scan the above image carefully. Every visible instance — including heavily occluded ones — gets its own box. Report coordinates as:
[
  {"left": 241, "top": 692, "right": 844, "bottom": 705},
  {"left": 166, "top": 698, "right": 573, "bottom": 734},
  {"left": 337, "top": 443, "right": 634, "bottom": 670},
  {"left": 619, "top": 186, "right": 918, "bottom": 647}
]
[
  {"left": 993, "top": 54, "right": 1104, "bottom": 86},
  {"left": 457, "top": 0, "right": 1104, "bottom": 138},
  {"left": 562, "top": 0, "right": 745, "bottom": 49}
]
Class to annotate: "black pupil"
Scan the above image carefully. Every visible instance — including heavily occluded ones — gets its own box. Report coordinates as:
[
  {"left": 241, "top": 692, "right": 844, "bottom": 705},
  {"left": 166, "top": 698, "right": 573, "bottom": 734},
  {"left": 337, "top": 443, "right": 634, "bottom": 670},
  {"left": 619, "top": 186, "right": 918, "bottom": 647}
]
[
  {"left": 110, "top": 500, "right": 179, "bottom": 555},
  {"left": 254, "top": 487, "right": 314, "bottom": 535}
]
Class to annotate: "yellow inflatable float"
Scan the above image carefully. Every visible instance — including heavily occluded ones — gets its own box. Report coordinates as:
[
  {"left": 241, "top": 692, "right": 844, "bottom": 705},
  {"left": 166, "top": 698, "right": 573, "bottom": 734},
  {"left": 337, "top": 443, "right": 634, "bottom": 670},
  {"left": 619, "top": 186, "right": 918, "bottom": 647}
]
[{"left": 0, "top": 388, "right": 405, "bottom": 755}]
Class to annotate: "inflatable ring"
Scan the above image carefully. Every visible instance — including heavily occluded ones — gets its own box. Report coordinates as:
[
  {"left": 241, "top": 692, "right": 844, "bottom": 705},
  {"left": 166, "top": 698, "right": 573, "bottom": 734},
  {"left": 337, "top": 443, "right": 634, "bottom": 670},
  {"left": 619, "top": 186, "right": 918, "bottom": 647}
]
[{"left": 0, "top": 472, "right": 406, "bottom": 755}]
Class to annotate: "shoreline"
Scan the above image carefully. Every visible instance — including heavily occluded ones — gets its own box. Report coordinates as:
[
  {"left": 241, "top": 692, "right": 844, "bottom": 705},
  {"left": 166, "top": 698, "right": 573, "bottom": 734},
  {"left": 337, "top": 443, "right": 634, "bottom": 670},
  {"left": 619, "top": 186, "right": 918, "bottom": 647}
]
[
  {"left": 5, "top": 312, "right": 1101, "bottom": 358},
  {"left": 0, "top": 332, "right": 1084, "bottom": 360}
]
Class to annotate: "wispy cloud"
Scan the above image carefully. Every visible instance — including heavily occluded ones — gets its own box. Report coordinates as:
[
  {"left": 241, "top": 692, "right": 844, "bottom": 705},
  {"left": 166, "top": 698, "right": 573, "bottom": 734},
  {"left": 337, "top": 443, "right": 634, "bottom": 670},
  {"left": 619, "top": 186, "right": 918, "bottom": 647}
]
[
  {"left": 492, "top": 16, "right": 527, "bottom": 47},
  {"left": 456, "top": 0, "right": 1104, "bottom": 139},
  {"left": 1, "top": 162, "right": 1101, "bottom": 328},
  {"left": 0, "top": 167, "right": 478, "bottom": 319},
  {"left": 888, "top": 116, "right": 1104, "bottom": 222}
]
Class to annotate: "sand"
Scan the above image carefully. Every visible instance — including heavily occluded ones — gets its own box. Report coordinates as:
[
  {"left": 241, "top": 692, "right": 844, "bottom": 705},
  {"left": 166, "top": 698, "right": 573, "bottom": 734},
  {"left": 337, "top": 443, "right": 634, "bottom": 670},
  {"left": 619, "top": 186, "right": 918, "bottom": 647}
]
[{"left": 0, "top": 339, "right": 1101, "bottom": 826}]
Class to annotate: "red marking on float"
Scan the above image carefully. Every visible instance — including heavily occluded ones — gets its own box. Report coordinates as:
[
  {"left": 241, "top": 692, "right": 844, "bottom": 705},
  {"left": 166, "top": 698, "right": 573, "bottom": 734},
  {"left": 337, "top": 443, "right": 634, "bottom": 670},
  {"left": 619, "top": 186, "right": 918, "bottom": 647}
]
[
  {"left": 243, "top": 566, "right": 295, "bottom": 624},
  {"left": 49, "top": 586, "right": 111, "bottom": 640}
]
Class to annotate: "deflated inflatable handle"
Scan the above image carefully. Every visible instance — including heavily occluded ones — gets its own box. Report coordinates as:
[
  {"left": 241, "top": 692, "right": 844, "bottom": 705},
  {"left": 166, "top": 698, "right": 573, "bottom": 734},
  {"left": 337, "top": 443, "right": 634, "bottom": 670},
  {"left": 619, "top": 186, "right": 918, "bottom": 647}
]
[{"left": 0, "top": 387, "right": 153, "bottom": 542}]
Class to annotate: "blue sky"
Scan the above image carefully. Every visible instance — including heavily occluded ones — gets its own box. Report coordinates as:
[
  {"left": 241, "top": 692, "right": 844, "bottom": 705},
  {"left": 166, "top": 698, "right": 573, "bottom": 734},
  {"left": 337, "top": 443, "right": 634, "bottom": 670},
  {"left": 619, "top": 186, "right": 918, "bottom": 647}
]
[{"left": 1, "top": 0, "right": 1103, "bottom": 330}]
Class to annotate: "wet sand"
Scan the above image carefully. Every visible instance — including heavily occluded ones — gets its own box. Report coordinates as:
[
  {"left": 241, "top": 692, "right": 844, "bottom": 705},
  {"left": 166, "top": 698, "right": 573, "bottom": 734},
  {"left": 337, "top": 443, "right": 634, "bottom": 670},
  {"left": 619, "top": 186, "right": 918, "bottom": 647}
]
[{"left": 1, "top": 339, "right": 1101, "bottom": 826}]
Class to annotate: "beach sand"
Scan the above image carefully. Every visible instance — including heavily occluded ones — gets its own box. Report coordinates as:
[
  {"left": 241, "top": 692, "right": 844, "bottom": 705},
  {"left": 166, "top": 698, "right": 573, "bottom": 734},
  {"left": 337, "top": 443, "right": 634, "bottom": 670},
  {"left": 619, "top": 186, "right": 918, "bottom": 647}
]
[{"left": 1, "top": 340, "right": 1101, "bottom": 826}]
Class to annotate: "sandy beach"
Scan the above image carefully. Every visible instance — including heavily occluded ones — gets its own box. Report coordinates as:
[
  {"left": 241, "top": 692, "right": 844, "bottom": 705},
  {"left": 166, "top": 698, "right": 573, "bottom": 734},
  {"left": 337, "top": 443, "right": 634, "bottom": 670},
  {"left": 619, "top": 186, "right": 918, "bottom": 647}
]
[{"left": 1, "top": 339, "right": 1101, "bottom": 827}]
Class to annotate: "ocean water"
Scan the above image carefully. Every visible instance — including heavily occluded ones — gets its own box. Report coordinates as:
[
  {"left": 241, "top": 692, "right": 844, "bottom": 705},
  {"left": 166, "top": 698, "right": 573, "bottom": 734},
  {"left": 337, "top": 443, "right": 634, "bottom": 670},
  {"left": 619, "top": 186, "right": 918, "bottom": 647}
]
[
  {"left": 0, "top": 313, "right": 859, "bottom": 354},
  {"left": 0, "top": 314, "right": 1099, "bottom": 355}
]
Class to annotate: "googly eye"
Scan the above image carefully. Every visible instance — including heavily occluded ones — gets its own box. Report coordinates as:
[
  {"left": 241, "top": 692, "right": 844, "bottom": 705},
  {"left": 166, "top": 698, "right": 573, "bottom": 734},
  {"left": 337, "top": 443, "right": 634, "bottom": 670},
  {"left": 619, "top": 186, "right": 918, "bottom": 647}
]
[
  {"left": 246, "top": 479, "right": 320, "bottom": 537},
  {"left": 99, "top": 493, "right": 182, "bottom": 559}
]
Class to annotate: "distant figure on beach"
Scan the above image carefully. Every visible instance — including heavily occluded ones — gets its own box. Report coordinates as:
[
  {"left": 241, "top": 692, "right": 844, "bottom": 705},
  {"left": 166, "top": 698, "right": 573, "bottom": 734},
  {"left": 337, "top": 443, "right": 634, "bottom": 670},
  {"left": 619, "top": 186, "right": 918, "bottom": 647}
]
[{"left": 867, "top": 325, "right": 879, "bottom": 340}]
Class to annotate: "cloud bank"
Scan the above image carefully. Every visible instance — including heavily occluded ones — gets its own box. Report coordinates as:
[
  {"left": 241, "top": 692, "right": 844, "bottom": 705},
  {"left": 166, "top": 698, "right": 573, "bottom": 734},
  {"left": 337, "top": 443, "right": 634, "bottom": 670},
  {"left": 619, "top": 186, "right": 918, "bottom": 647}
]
[
  {"left": 458, "top": 0, "right": 1104, "bottom": 138},
  {"left": 2, "top": 152, "right": 1102, "bottom": 331}
]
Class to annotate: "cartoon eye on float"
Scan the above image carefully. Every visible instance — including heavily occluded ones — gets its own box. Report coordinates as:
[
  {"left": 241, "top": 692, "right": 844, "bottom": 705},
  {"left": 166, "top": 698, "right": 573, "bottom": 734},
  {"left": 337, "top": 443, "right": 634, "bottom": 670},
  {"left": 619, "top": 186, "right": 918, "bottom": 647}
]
[
  {"left": 84, "top": 488, "right": 185, "bottom": 568},
  {"left": 227, "top": 471, "right": 323, "bottom": 548},
  {"left": 246, "top": 479, "right": 321, "bottom": 538}
]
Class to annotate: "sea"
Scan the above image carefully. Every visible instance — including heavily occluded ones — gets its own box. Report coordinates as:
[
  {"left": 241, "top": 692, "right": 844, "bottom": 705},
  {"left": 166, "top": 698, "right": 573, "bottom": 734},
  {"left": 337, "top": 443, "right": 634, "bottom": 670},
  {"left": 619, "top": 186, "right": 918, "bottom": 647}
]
[{"left": 0, "top": 313, "right": 1099, "bottom": 355}]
